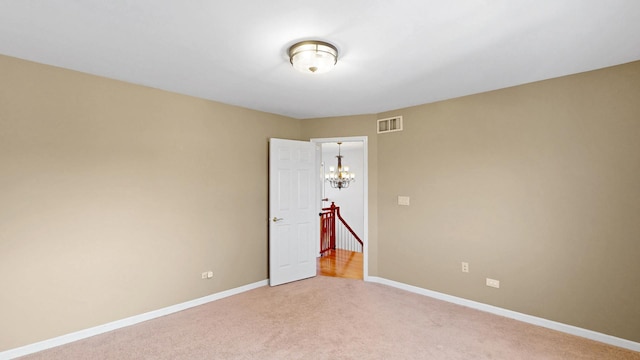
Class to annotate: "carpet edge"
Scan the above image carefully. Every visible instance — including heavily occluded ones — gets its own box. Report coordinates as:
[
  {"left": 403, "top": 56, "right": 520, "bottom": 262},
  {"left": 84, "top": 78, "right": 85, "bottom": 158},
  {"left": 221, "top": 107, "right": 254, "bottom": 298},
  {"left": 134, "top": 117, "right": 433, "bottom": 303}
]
[
  {"left": 0, "top": 279, "right": 269, "bottom": 360},
  {"left": 366, "top": 276, "right": 640, "bottom": 353}
]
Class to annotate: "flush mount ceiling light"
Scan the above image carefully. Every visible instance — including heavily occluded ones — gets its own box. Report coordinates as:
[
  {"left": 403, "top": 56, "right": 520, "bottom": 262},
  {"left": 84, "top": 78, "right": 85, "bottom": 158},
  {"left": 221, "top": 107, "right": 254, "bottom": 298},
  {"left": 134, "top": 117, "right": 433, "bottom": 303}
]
[{"left": 288, "top": 40, "right": 338, "bottom": 74}]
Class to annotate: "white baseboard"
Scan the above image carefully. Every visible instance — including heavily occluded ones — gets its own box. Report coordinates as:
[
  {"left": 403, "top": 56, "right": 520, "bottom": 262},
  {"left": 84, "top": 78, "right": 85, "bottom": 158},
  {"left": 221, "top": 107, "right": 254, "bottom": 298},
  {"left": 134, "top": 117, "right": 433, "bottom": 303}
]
[
  {"left": 366, "top": 276, "right": 640, "bottom": 352},
  {"left": 4, "top": 277, "right": 638, "bottom": 358},
  {"left": 0, "top": 279, "right": 269, "bottom": 360}
]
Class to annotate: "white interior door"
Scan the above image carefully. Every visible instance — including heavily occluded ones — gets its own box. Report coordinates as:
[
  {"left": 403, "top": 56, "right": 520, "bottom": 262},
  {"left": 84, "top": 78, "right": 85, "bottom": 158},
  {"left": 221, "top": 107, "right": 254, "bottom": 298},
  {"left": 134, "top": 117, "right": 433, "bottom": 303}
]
[{"left": 269, "top": 138, "right": 318, "bottom": 286}]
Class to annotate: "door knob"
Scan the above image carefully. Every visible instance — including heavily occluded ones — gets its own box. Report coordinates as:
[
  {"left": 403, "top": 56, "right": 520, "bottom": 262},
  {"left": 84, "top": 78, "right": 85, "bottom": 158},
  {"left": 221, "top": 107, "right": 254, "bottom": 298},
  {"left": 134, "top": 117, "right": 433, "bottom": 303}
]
[{"left": 272, "top": 217, "right": 284, "bottom": 222}]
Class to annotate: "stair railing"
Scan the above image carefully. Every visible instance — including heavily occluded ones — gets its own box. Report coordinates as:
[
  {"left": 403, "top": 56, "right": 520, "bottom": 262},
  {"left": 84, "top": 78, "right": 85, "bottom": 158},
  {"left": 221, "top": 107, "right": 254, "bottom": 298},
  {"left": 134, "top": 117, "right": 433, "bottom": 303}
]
[{"left": 319, "top": 202, "right": 363, "bottom": 255}]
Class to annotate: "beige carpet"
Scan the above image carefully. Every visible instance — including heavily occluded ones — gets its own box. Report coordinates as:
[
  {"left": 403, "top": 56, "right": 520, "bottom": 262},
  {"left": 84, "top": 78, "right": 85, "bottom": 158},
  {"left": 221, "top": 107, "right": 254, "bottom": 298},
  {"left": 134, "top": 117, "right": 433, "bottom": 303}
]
[{"left": 19, "top": 276, "right": 639, "bottom": 359}]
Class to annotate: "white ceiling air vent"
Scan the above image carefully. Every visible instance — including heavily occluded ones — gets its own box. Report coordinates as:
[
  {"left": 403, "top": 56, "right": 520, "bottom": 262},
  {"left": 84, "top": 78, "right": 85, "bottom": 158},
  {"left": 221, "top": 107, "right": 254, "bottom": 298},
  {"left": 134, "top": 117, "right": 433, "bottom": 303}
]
[{"left": 377, "top": 116, "right": 403, "bottom": 134}]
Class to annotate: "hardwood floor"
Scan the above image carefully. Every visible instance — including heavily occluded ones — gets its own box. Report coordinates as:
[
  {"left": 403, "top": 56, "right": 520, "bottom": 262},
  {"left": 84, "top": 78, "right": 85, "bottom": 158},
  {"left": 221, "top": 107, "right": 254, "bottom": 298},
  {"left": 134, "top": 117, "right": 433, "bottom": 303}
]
[{"left": 317, "top": 249, "right": 363, "bottom": 280}]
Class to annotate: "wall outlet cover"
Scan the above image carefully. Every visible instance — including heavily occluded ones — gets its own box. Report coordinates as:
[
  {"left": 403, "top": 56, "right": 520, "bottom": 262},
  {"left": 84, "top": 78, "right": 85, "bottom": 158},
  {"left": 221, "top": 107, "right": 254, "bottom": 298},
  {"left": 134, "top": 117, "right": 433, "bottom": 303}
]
[
  {"left": 486, "top": 278, "right": 500, "bottom": 288},
  {"left": 398, "top": 196, "right": 410, "bottom": 206}
]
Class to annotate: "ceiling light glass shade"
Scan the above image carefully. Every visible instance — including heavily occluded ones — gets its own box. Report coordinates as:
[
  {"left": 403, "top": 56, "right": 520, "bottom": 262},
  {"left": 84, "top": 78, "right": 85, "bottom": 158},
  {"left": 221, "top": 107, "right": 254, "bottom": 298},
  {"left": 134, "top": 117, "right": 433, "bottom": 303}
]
[{"left": 289, "top": 41, "right": 338, "bottom": 74}]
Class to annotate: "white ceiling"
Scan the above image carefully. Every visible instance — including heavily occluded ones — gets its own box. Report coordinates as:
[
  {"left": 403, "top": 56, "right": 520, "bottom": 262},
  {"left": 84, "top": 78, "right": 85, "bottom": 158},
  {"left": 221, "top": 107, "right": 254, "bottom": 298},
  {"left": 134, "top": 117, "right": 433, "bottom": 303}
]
[{"left": 1, "top": 1, "right": 639, "bottom": 119}]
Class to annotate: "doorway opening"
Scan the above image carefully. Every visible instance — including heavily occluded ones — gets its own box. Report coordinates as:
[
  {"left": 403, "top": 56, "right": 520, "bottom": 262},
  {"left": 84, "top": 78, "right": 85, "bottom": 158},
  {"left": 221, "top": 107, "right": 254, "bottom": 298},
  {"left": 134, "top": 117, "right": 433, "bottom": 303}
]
[{"left": 312, "top": 137, "right": 368, "bottom": 280}]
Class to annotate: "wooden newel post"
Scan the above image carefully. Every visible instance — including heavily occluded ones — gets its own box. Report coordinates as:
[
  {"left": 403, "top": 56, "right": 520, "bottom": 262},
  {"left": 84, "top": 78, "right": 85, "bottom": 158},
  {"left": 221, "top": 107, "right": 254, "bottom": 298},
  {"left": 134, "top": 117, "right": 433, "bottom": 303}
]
[{"left": 329, "top": 202, "right": 336, "bottom": 250}]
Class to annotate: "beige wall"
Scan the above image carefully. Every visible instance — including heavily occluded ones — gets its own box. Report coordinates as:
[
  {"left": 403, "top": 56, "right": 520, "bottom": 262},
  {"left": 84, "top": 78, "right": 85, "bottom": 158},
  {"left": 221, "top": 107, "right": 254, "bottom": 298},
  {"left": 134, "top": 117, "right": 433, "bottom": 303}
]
[
  {"left": 2, "top": 53, "right": 639, "bottom": 351},
  {"left": 373, "top": 61, "right": 640, "bottom": 342},
  {"left": 0, "top": 55, "right": 301, "bottom": 350}
]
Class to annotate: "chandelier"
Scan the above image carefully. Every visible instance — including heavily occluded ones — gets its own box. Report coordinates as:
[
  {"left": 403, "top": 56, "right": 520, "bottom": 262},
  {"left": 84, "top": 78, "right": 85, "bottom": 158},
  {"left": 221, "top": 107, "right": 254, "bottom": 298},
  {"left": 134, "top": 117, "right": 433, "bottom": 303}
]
[{"left": 325, "top": 142, "right": 355, "bottom": 190}]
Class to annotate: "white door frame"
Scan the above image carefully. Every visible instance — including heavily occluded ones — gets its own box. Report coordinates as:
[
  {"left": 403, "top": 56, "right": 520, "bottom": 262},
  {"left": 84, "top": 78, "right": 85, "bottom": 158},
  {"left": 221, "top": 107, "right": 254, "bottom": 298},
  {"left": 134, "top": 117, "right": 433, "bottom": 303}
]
[{"left": 311, "top": 136, "right": 368, "bottom": 280}]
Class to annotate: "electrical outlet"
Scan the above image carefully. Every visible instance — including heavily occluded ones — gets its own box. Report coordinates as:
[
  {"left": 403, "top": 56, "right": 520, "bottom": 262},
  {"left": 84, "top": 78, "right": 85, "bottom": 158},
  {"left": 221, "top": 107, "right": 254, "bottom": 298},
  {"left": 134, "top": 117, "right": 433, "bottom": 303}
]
[
  {"left": 486, "top": 278, "right": 500, "bottom": 288},
  {"left": 397, "top": 196, "right": 410, "bottom": 206},
  {"left": 201, "top": 272, "right": 207, "bottom": 279},
  {"left": 461, "top": 262, "right": 469, "bottom": 273},
  {"left": 207, "top": 271, "right": 213, "bottom": 279}
]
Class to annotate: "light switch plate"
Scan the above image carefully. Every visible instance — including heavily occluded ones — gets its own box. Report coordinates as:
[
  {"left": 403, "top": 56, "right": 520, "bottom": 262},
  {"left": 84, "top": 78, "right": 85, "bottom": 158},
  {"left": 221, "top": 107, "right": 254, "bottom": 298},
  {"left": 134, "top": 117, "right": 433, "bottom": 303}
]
[{"left": 398, "top": 196, "right": 410, "bottom": 206}]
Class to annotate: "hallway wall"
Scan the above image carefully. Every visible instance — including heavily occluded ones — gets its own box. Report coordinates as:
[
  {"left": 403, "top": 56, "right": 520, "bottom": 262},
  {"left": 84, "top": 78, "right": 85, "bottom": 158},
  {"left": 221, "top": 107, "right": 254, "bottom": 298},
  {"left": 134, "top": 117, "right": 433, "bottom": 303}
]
[{"left": 322, "top": 142, "right": 365, "bottom": 241}]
